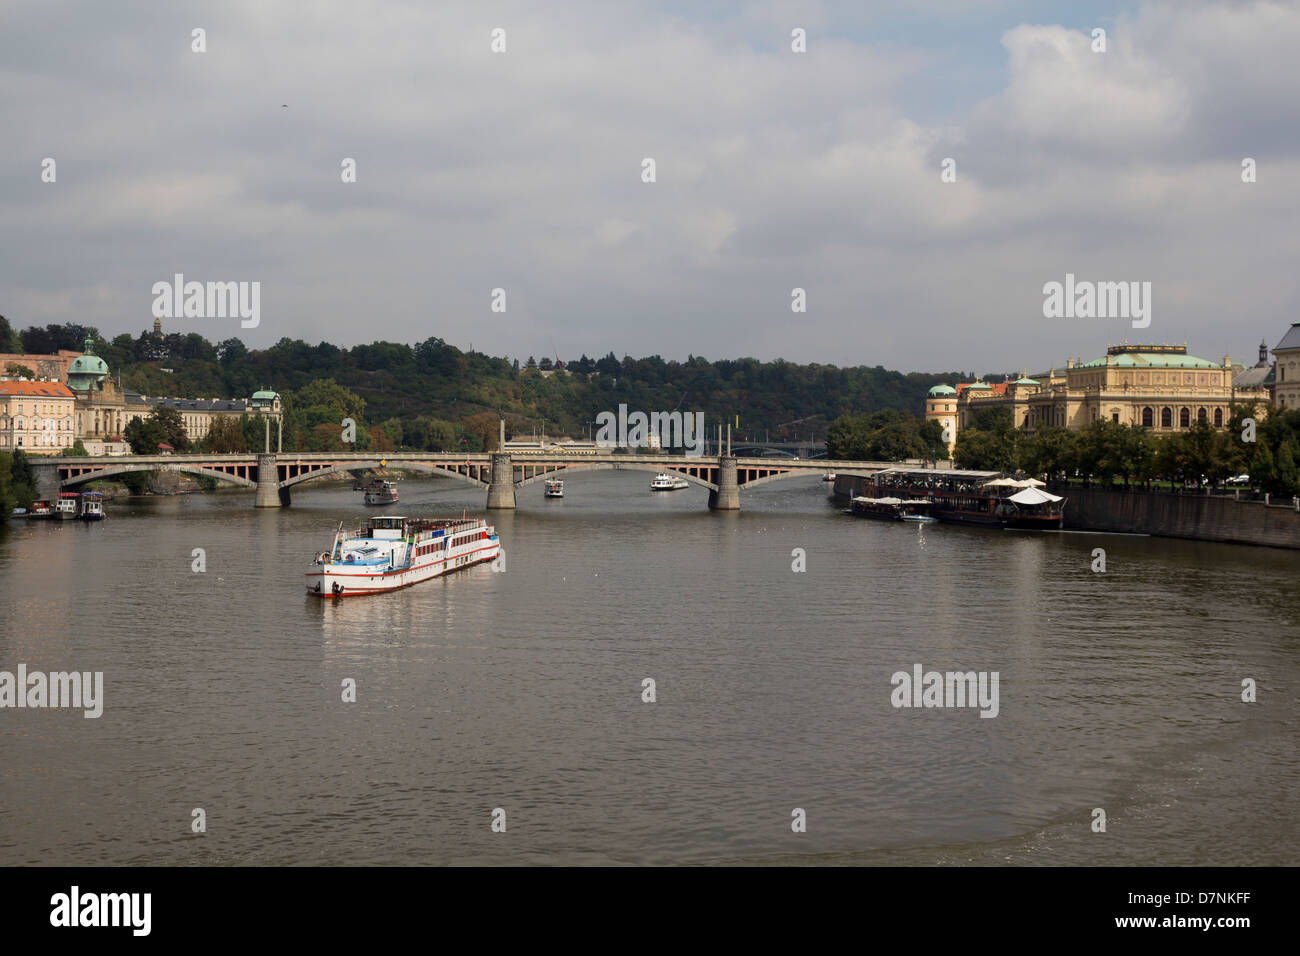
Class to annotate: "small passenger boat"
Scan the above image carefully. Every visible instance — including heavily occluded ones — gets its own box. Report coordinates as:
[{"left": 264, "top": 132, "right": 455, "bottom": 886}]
[
  {"left": 54, "top": 493, "right": 80, "bottom": 520},
  {"left": 544, "top": 478, "right": 564, "bottom": 498},
  {"left": 79, "top": 492, "right": 105, "bottom": 521},
  {"left": 364, "top": 480, "right": 399, "bottom": 506},
  {"left": 649, "top": 472, "right": 689, "bottom": 491}
]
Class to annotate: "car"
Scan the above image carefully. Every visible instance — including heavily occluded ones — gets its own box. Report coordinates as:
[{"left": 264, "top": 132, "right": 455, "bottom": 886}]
[{"left": 1225, "top": 474, "right": 1251, "bottom": 485}]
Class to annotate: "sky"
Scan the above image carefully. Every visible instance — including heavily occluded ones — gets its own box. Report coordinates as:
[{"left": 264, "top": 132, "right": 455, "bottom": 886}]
[{"left": 2, "top": 0, "right": 1298, "bottom": 376}]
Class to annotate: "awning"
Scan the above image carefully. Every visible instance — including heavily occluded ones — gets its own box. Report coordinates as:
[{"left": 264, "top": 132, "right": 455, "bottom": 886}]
[{"left": 1008, "top": 487, "right": 1064, "bottom": 505}]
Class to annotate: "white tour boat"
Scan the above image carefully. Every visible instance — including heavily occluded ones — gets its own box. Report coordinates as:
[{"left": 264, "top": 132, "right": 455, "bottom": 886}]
[
  {"left": 305, "top": 515, "right": 500, "bottom": 597},
  {"left": 649, "top": 472, "right": 689, "bottom": 491},
  {"left": 363, "top": 480, "right": 399, "bottom": 506},
  {"left": 544, "top": 478, "right": 564, "bottom": 498}
]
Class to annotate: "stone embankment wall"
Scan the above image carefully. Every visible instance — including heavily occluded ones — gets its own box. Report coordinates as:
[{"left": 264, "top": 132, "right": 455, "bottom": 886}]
[{"left": 1059, "top": 486, "right": 1300, "bottom": 550}]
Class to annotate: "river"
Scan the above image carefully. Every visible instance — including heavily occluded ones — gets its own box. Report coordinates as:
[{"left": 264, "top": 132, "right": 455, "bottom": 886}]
[{"left": 1, "top": 473, "right": 1297, "bottom": 865}]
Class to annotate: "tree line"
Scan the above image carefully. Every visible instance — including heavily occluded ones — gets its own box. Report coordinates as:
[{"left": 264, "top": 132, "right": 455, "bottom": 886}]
[
  {"left": 0, "top": 316, "right": 968, "bottom": 453},
  {"left": 949, "top": 403, "right": 1300, "bottom": 495}
]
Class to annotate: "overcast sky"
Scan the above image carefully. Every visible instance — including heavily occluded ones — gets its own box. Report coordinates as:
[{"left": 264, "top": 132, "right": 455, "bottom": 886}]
[{"left": 3, "top": 0, "right": 1297, "bottom": 375}]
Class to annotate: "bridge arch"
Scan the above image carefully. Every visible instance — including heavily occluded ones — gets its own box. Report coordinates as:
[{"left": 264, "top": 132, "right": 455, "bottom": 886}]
[
  {"left": 277, "top": 460, "right": 489, "bottom": 490},
  {"left": 514, "top": 460, "right": 719, "bottom": 491},
  {"left": 60, "top": 463, "right": 256, "bottom": 489}
]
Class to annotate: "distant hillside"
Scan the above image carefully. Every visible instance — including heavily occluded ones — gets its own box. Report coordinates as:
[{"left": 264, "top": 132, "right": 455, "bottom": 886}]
[{"left": 1, "top": 317, "right": 971, "bottom": 445}]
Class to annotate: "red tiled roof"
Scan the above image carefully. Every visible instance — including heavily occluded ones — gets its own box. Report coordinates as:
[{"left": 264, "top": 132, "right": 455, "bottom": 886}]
[{"left": 0, "top": 381, "right": 75, "bottom": 397}]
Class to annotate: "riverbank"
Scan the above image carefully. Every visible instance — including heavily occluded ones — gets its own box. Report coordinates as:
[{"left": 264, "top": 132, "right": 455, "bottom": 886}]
[
  {"left": 1054, "top": 484, "right": 1300, "bottom": 550},
  {"left": 829, "top": 472, "right": 1300, "bottom": 549}
]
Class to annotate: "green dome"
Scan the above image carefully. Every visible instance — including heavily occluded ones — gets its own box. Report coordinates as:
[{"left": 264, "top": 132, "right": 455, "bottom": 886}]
[
  {"left": 68, "top": 354, "right": 108, "bottom": 376},
  {"left": 966, "top": 381, "right": 992, "bottom": 390},
  {"left": 251, "top": 390, "right": 279, "bottom": 402},
  {"left": 928, "top": 384, "right": 956, "bottom": 396},
  {"left": 1013, "top": 377, "right": 1039, "bottom": 386},
  {"left": 67, "top": 339, "right": 109, "bottom": 391}
]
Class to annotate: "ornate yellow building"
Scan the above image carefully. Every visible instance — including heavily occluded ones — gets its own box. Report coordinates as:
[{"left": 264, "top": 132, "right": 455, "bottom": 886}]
[{"left": 927, "top": 343, "right": 1273, "bottom": 451}]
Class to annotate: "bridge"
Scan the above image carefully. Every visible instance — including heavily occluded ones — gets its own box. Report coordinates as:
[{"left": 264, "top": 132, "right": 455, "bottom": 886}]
[{"left": 33, "top": 451, "right": 892, "bottom": 511}]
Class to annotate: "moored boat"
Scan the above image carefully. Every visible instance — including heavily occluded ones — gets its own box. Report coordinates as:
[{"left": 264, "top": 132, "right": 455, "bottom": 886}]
[
  {"left": 364, "top": 480, "right": 399, "bottom": 506},
  {"left": 649, "top": 472, "right": 689, "bottom": 491},
  {"left": 54, "top": 493, "right": 80, "bottom": 520},
  {"left": 305, "top": 515, "right": 500, "bottom": 597},
  {"left": 27, "top": 499, "right": 53, "bottom": 518},
  {"left": 823, "top": 472, "right": 837, "bottom": 482},
  {"left": 79, "top": 492, "right": 105, "bottom": 521},
  {"left": 849, "top": 495, "right": 935, "bottom": 521}
]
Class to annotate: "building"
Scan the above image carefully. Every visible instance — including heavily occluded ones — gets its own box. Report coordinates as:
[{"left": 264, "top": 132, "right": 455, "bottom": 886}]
[
  {"left": 1231, "top": 340, "right": 1275, "bottom": 408},
  {"left": 1273, "top": 323, "right": 1300, "bottom": 410},
  {"left": 0, "top": 379, "right": 77, "bottom": 454},
  {"left": 931, "top": 343, "right": 1270, "bottom": 451},
  {"left": 925, "top": 384, "right": 958, "bottom": 458},
  {"left": 61, "top": 337, "right": 282, "bottom": 450}
]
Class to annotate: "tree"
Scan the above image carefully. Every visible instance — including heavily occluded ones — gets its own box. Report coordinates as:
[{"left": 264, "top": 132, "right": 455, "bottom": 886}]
[
  {"left": 1250, "top": 442, "right": 1276, "bottom": 492},
  {"left": 7, "top": 449, "right": 33, "bottom": 511},
  {"left": 203, "top": 416, "right": 248, "bottom": 453},
  {"left": 0, "top": 315, "right": 22, "bottom": 352},
  {"left": 4, "top": 363, "right": 35, "bottom": 379},
  {"left": 0, "top": 451, "right": 13, "bottom": 521},
  {"left": 125, "top": 406, "right": 190, "bottom": 454},
  {"left": 60, "top": 441, "right": 89, "bottom": 457},
  {"left": 216, "top": 338, "right": 248, "bottom": 366},
  {"left": 463, "top": 412, "right": 500, "bottom": 451},
  {"left": 1275, "top": 441, "right": 1299, "bottom": 496}
]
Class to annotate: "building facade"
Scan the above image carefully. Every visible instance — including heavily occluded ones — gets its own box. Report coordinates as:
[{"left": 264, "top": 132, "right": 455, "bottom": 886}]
[
  {"left": 0, "top": 380, "right": 78, "bottom": 454},
  {"left": 62, "top": 338, "right": 281, "bottom": 449},
  {"left": 1273, "top": 323, "right": 1300, "bottom": 410},
  {"left": 930, "top": 343, "right": 1275, "bottom": 451}
]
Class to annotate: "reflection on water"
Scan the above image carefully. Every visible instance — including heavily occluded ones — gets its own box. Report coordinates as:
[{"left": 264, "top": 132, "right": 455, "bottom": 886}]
[{"left": 1, "top": 472, "right": 1297, "bottom": 865}]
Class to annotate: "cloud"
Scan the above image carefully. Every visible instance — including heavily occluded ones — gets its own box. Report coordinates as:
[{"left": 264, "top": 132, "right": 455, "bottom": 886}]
[{"left": 0, "top": 0, "right": 1296, "bottom": 375}]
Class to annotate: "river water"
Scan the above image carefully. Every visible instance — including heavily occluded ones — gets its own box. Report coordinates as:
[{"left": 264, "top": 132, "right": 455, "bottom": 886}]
[{"left": 1, "top": 473, "right": 1297, "bottom": 865}]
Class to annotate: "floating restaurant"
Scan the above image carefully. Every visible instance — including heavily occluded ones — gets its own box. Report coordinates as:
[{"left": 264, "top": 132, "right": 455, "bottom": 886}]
[{"left": 863, "top": 468, "right": 1066, "bottom": 530}]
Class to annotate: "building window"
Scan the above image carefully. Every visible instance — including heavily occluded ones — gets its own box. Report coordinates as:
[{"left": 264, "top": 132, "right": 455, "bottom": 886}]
[
  {"left": 1142, "top": 407, "right": 1153, "bottom": 427},
  {"left": 1197, "top": 408, "right": 1207, "bottom": 423},
  {"left": 1214, "top": 408, "right": 1223, "bottom": 427},
  {"left": 1179, "top": 407, "right": 1190, "bottom": 428},
  {"left": 1112, "top": 413, "right": 1119, "bottom": 423},
  {"left": 1161, "top": 407, "right": 1172, "bottom": 428}
]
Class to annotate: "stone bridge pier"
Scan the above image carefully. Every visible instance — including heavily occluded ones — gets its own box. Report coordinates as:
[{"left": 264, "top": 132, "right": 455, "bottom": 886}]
[
  {"left": 709, "top": 456, "right": 740, "bottom": 510},
  {"left": 30, "top": 461, "right": 62, "bottom": 502},
  {"left": 486, "top": 453, "right": 516, "bottom": 509},
  {"left": 255, "top": 454, "right": 289, "bottom": 508}
]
